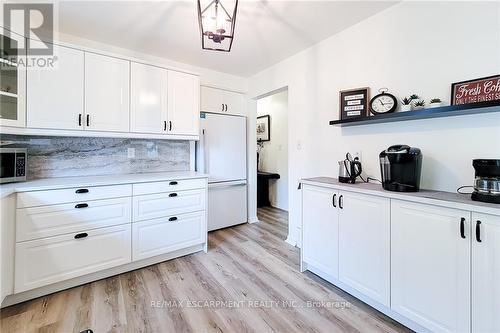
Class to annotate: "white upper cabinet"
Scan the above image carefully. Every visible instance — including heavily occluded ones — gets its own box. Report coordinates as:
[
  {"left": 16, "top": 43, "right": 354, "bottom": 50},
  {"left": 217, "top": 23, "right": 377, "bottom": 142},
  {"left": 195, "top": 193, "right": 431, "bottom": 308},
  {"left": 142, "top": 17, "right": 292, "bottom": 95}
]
[
  {"left": 391, "top": 200, "right": 470, "bottom": 333},
  {"left": 85, "top": 53, "right": 130, "bottom": 132},
  {"left": 201, "top": 86, "right": 224, "bottom": 113},
  {"left": 130, "top": 63, "right": 168, "bottom": 134},
  {"left": 472, "top": 212, "right": 500, "bottom": 333},
  {"left": 302, "top": 185, "right": 339, "bottom": 279},
  {"left": 0, "top": 28, "right": 26, "bottom": 128},
  {"left": 200, "top": 86, "right": 244, "bottom": 116},
  {"left": 167, "top": 70, "right": 199, "bottom": 136},
  {"left": 27, "top": 43, "right": 84, "bottom": 130},
  {"left": 338, "top": 191, "right": 390, "bottom": 307},
  {"left": 223, "top": 90, "right": 244, "bottom": 116}
]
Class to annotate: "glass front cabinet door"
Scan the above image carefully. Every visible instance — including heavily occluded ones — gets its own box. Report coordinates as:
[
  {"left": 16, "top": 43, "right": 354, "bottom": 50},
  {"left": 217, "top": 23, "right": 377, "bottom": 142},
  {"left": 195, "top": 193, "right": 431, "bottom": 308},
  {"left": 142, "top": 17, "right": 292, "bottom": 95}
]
[{"left": 0, "top": 28, "right": 26, "bottom": 127}]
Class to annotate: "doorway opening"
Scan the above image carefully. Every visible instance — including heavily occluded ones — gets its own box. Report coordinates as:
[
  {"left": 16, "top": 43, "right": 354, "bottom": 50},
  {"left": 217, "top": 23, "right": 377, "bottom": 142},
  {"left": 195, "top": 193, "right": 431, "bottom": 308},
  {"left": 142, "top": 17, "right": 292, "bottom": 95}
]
[{"left": 255, "top": 88, "right": 289, "bottom": 240}]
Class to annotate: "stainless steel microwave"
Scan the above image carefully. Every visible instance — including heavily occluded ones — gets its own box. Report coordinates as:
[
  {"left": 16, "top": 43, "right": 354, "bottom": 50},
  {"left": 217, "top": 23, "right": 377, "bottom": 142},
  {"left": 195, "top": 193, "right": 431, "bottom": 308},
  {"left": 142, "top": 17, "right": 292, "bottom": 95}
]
[{"left": 0, "top": 148, "right": 27, "bottom": 183}]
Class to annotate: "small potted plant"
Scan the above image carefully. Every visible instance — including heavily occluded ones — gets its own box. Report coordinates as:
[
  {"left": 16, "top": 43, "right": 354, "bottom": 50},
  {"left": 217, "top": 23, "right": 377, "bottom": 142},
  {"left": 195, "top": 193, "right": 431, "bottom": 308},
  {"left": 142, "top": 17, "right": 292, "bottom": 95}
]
[
  {"left": 401, "top": 97, "right": 412, "bottom": 111},
  {"left": 429, "top": 98, "right": 442, "bottom": 108},
  {"left": 409, "top": 94, "right": 419, "bottom": 101},
  {"left": 413, "top": 100, "right": 425, "bottom": 110}
]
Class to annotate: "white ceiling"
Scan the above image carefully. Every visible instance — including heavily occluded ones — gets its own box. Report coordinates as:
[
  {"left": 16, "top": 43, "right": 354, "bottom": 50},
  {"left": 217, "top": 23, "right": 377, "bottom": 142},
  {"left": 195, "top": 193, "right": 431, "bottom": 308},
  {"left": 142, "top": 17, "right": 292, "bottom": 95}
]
[{"left": 55, "top": 1, "right": 396, "bottom": 77}]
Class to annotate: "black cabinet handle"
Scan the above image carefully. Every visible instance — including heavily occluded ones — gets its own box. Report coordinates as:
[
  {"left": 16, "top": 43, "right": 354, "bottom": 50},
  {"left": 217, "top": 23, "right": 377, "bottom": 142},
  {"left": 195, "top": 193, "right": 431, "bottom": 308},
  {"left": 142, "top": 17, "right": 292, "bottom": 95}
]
[
  {"left": 222, "top": 103, "right": 224, "bottom": 112},
  {"left": 75, "top": 203, "right": 88, "bottom": 209},
  {"left": 476, "top": 220, "right": 482, "bottom": 243},
  {"left": 168, "top": 217, "right": 178, "bottom": 222},
  {"left": 78, "top": 114, "right": 82, "bottom": 126},
  {"left": 332, "top": 194, "right": 336, "bottom": 208},
  {"left": 225, "top": 104, "right": 228, "bottom": 112},
  {"left": 169, "top": 181, "right": 178, "bottom": 185},
  {"left": 169, "top": 193, "right": 178, "bottom": 197},
  {"left": 74, "top": 232, "right": 88, "bottom": 239},
  {"left": 75, "top": 189, "right": 89, "bottom": 194},
  {"left": 86, "top": 114, "right": 90, "bottom": 126},
  {"left": 164, "top": 120, "right": 167, "bottom": 131},
  {"left": 460, "top": 217, "right": 466, "bottom": 239},
  {"left": 339, "top": 195, "right": 343, "bottom": 209},
  {"left": 169, "top": 121, "right": 172, "bottom": 131}
]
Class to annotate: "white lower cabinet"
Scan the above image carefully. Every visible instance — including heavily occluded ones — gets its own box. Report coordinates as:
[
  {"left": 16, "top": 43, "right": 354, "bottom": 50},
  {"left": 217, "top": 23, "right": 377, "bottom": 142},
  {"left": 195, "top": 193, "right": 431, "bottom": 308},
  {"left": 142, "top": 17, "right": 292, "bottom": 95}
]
[
  {"left": 132, "top": 211, "right": 205, "bottom": 261},
  {"left": 133, "top": 189, "right": 206, "bottom": 222},
  {"left": 391, "top": 200, "right": 470, "bottom": 333},
  {"left": 15, "top": 224, "right": 131, "bottom": 293},
  {"left": 338, "top": 191, "right": 390, "bottom": 306},
  {"left": 302, "top": 185, "right": 339, "bottom": 278},
  {"left": 16, "top": 197, "right": 132, "bottom": 242},
  {"left": 472, "top": 212, "right": 500, "bottom": 333}
]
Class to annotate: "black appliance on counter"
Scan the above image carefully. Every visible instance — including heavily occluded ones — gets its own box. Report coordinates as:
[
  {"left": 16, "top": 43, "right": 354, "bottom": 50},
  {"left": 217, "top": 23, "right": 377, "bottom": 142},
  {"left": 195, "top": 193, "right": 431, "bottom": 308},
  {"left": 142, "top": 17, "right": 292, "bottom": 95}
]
[
  {"left": 471, "top": 159, "right": 500, "bottom": 204},
  {"left": 338, "top": 153, "right": 362, "bottom": 184},
  {"left": 379, "top": 145, "right": 422, "bottom": 192}
]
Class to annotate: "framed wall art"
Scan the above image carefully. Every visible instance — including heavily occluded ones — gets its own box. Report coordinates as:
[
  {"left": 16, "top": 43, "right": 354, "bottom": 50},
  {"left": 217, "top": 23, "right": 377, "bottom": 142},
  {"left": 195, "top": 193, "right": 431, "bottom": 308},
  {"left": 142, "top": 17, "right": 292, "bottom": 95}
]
[
  {"left": 339, "top": 87, "right": 370, "bottom": 120},
  {"left": 257, "top": 115, "right": 270, "bottom": 142}
]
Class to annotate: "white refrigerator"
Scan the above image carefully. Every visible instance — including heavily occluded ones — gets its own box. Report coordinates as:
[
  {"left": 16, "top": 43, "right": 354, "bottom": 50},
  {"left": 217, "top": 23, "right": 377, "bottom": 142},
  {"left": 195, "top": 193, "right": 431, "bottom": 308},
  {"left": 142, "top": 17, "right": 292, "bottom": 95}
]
[{"left": 196, "top": 112, "right": 247, "bottom": 231}]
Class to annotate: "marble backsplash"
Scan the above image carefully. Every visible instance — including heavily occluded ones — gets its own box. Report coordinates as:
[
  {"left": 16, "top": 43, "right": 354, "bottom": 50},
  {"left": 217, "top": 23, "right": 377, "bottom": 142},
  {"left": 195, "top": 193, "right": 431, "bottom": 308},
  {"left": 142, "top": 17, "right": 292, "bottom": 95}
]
[{"left": 0, "top": 135, "right": 191, "bottom": 180}]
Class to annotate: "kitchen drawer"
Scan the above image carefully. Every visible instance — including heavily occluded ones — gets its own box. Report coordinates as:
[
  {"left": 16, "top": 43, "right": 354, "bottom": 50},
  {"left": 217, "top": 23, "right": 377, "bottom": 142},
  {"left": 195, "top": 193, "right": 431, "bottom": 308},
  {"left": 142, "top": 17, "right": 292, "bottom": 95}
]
[
  {"left": 16, "top": 197, "right": 132, "bottom": 242},
  {"left": 133, "top": 189, "right": 206, "bottom": 222},
  {"left": 15, "top": 224, "right": 131, "bottom": 293},
  {"left": 133, "top": 178, "right": 206, "bottom": 196},
  {"left": 17, "top": 184, "right": 132, "bottom": 208},
  {"left": 132, "top": 211, "right": 205, "bottom": 261}
]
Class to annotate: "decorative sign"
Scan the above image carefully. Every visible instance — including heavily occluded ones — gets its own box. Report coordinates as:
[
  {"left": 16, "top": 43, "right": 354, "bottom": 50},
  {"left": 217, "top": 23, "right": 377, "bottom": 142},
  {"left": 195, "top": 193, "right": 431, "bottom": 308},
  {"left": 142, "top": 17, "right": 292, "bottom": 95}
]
[
  {"left": 451, "top": 74, "right": 500, "bottom": 105},
  {"left": 339, "top": 87, "right": 369, "bottom": 120}
]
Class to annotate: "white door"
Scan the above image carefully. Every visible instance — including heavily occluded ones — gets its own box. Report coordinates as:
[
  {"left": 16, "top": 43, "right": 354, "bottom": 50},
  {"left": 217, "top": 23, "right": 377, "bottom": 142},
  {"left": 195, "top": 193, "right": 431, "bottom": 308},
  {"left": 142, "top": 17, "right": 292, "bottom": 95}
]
[
  {"left": 167, "top": 70, "right": 199, "bottom": 136},
  {"left": 0, "top": 28, "right": 26, "bottom": 128},
  {"left": 85, "top": 53, "right": 130, "bottom": 132},
  {"left": 302, "top": 185, "right": 339, "bottom": 279},
  {"left": 391, "top": 200, "right": 470, "bottom": 333},
  {"left": 472, "top": 212, "right": 500, "bottom": 333},
  {"left": 224, "top": 90, "right": 245, "bottom": 116},
  {"left": 208, "top": 181, "right": 247, "bottom": 231},
  {"left": 199, "top": 113, "right": 247, "bottom": 182},
  {"left": 27, "top": 43, "right": 84, "bottom": 130},
  {"left": 338, "top": 191, "right": 390, "bottom": 306},
  {"left": 130, "top": 63, "right": 167, "bottom": 134},
  {"left": 201, "top": 86, "right": 224, "bottom": 114}
]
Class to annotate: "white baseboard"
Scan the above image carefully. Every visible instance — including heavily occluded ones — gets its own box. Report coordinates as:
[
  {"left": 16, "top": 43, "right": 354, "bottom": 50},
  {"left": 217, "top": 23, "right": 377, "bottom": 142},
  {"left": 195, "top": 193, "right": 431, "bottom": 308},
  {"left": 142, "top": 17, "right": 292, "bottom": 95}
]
[
  {"left": 248, "top": 216, "right": 259, "bottom": 223},
  {"left": 285, "top": 235, "right": 297, "bottom": 247}
]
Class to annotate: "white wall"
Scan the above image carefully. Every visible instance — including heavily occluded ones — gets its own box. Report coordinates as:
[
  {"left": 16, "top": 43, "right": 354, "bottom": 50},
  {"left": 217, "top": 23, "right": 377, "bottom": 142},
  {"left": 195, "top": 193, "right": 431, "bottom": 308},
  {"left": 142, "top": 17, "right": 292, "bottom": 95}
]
[
  {"left": 257, "top": 90, "right": 289, "bottom": 211},
  {"left": 249, "top": 1, "right": 500, "bottom": 246}
]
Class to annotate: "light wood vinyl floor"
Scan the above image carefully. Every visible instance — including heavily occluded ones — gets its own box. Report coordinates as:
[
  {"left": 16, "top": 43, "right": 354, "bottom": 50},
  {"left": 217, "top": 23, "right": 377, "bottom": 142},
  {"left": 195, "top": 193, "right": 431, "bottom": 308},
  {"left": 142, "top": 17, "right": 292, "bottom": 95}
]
[{"left": 1, "top": 207, "right": 411, "bottom": 333}]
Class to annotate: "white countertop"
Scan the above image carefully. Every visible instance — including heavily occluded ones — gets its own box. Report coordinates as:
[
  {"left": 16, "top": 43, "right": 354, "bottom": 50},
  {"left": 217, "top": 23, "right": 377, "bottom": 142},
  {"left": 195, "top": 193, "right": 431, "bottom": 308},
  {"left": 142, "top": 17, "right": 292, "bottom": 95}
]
[
  {"left": 302, "top": 177, "right": 500, "bottom": 216},
  {"left": 0, "top": 171, "right": 208, "bottom": 198}
]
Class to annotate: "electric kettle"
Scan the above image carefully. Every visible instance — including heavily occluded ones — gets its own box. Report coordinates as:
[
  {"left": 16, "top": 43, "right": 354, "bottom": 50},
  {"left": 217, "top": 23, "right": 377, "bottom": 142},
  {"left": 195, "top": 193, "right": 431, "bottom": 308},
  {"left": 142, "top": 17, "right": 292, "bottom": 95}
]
[{"left": 338, "top": 153, "right": 362, "bottom": 184}]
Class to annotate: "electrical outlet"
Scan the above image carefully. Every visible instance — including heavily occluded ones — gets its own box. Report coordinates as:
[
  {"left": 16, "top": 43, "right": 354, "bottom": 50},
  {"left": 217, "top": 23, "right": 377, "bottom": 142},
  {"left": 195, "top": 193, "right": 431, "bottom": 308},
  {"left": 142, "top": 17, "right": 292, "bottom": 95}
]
[
  {"left": 352, "top": 150, "right": 362, "bottom": 162},
  {"left": 127, "top": 148, "right": 135, "bottom": 159}
]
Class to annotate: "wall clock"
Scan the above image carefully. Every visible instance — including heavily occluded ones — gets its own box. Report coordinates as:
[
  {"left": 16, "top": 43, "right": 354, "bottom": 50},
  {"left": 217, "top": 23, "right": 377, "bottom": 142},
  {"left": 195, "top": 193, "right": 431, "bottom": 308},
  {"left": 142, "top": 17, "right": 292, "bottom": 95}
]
[{"left": 370, "top": 88, "right": 398, "bottom": 115}]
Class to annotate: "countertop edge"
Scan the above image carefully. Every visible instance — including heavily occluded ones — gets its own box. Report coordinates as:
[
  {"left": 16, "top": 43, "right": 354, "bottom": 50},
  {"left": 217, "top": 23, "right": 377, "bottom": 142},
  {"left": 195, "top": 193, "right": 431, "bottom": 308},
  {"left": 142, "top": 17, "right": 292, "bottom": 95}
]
[
  {"left": 0, "top": 172, "right": 209, "bottom": 198},
  {"left": 301, "top": 177, "right": 500, "bottom": 216}
]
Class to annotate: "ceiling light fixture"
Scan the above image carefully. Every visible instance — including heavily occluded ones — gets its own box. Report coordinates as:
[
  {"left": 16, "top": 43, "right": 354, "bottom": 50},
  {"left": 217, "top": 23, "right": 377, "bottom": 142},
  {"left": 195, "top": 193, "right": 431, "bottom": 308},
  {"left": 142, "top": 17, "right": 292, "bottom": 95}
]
[{"left": 197, "top": 0, "right": 238, "bottom": 52}]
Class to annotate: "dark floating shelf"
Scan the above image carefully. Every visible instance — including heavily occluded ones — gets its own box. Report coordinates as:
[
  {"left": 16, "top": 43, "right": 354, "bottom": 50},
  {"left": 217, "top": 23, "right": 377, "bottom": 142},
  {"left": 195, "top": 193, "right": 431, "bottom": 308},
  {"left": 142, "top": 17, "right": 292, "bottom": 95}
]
[{"left": 329, "top": 100, "right": 500, "bottom": 127}]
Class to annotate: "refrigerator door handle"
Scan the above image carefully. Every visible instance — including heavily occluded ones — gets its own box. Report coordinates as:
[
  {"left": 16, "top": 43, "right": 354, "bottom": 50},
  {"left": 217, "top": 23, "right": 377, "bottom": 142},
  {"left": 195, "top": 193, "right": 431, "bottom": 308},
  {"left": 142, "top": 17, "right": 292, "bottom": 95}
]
[{"left": 203, "top": 128, "right": 209, "bottom": 174}]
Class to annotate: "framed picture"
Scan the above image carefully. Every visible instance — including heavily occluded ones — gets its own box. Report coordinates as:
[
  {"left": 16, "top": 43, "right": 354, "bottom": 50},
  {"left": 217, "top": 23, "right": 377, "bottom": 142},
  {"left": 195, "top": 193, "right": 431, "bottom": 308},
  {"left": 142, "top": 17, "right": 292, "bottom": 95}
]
[
  {"left": 257, "top": 115, "right": 270, "bottom": 142},
  {"left": 451, "top": 74, "right": 500, "bottom": 105},
  {"left": 339, "top": 87, "right": 370, "bottom": 120}
]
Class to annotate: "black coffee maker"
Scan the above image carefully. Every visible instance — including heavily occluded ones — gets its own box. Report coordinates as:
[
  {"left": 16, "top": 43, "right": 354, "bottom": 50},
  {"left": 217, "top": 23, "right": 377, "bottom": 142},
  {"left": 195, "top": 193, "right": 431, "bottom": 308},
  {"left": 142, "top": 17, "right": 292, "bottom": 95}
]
[
  {"left": 379, "top": 145, "right": 422, "bottom": 192},
  {"left": 471, "top": 159, "right": 500, "bottom": 204}
]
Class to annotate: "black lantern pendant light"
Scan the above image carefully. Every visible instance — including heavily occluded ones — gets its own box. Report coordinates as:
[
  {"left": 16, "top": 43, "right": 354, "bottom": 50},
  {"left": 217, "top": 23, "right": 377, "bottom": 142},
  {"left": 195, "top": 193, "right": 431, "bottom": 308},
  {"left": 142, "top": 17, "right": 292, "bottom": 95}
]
[{"left": 197, "top": 0, "right": 238, "bottom": 52}]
